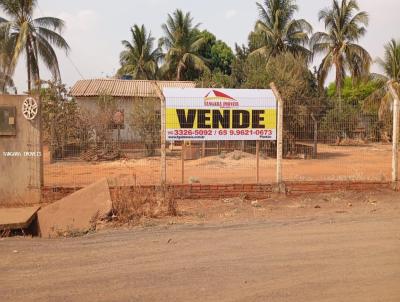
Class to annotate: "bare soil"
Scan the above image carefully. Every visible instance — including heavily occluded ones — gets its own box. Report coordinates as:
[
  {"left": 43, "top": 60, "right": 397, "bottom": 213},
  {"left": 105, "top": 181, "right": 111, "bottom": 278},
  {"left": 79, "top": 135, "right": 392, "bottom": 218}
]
[
  {"left": 44, "top": 143, "right": 398, "bottom": 187},
  {"left": 1, "top": 190, "right": 399, "bottom": 302}
]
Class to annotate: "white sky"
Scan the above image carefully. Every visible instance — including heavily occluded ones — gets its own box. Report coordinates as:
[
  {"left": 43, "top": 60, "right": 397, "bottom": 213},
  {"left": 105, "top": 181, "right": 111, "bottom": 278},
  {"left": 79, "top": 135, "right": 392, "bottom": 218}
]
[{"left": 7, "top": 0, "right": 400, "bottom": 92}]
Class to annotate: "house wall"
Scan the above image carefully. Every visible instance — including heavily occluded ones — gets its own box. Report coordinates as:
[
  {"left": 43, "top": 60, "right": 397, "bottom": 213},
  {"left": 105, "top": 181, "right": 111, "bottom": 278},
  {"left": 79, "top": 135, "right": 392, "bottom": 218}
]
[
  {"left": 0, "top": 95, "right": 41, "bottom": 205},
  {"left": 76, "top": 97, "right": 160, "bottom": 142}
]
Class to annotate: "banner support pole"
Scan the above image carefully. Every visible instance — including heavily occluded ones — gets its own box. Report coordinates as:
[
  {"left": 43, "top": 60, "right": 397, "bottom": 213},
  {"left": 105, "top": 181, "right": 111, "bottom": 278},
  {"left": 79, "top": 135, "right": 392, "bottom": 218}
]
[
  {"left": 256, "top": 141, "right": 260, "bottom": 184},
  {"left": 388, "top": 81, "right": 399, "bottom": 190},
  {"left": 152, "top": 82, "right": 167, "bottom": 186},
  {"left": 270, "top": 82, "right": 284, "bottom": 188},
  {"left": 181, "top": 142, "right": 185, "bottom": 184}
]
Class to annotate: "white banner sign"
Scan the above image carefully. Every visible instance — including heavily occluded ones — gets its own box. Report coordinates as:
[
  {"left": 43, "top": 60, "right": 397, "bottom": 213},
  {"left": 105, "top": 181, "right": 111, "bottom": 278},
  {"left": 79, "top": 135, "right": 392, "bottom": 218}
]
[{"left": 163, "top": 88, "right": 277, "bottom": 141}]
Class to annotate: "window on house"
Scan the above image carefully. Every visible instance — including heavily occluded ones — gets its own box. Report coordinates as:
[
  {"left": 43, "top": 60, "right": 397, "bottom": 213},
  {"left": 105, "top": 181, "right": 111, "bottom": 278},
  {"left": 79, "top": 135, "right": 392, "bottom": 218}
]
[{"left": 109, "top": 109, "right": 125, "bottom": 130}]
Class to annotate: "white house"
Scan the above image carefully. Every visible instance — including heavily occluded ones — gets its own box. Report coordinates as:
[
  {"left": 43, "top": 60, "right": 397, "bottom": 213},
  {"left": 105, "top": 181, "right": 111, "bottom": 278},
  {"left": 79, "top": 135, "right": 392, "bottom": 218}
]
[{"left": 70, "top": 79, "right": 195, "bottom": 141}]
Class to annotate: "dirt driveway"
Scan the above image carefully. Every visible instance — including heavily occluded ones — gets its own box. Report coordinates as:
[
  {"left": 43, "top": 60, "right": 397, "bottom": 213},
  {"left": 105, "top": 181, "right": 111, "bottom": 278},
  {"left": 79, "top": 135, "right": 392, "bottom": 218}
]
[{"left": 1, "top": 192, "right": 400, "bottom": 302}]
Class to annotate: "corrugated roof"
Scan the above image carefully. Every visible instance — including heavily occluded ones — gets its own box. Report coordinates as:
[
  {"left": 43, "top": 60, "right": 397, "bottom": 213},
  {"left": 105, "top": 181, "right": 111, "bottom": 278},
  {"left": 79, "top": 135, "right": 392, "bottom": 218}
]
[{"left": 70, "top": 79, "right": 196, "bottom": 98}]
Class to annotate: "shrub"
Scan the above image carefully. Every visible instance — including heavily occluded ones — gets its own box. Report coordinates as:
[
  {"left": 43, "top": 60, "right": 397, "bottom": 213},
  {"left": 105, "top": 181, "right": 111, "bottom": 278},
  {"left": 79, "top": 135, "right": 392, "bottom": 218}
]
[
  {"left": 130, "top": 98, "right": 160, "bottom": 156},
  {"left": 111, "top": 187, "right": 177, "bottom": 224}
]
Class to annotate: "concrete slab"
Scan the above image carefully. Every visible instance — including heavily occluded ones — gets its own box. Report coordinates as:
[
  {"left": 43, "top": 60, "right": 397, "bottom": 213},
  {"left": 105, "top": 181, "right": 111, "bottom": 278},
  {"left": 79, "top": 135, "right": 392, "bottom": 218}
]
[
  {"left": 37, "top": 178, "right": 112, "bottom": 238},
  {"left": 0, "top": 206, "right": 40, "bottom": 231}
]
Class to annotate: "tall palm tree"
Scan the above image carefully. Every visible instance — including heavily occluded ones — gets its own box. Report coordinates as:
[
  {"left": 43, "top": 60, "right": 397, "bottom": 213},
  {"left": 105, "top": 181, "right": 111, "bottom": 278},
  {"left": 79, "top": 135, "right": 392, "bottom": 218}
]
[
  {"left": 0, "top": 26, "right": 16, "bottom": 93},
  {"left": 311, "top": 0, "right": 371, "bottom": 95},
  {"left": 377, "top": 39, "right": 400, "bottom": 82},
  {"left": 0, "top": 0, "right": 70, "bottom": 91},
  {"left": 251, "top": 0, "right": 313, "bottom": 61},
  {"left": 363, "top": 39, "right": 400, "bottom": 120},
  {"left": 161, "top": 9, "right": 209, "bottom": 81},
  {"left": 118, "top": 24, "right": 162, "bottom": 80}
]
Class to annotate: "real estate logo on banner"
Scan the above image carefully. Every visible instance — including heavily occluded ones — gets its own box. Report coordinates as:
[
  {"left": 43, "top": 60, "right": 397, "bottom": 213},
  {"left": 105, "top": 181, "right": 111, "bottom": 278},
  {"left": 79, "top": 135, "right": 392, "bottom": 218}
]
[{"left": 163, "top": 88, "right": 277, "bottom": 141}]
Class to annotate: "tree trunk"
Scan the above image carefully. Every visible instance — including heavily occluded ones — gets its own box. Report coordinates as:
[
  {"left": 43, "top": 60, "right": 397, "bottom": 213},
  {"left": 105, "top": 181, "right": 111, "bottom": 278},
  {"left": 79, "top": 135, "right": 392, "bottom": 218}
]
[
  {"left": 334, "top": 56, "right": 343, "bottom": 110},
  {"left": 27, "top": 45, "right": 31, "bottom": 92}
]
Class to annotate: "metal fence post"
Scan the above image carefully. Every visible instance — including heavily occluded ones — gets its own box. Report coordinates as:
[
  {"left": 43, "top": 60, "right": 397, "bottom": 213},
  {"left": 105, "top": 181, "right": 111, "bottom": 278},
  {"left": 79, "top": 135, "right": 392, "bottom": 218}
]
[
  {"left": 388, "top": 81, "right": 399, "bottom": 189},
  {"left": 152, "top": 82, "right": 167, "bottom": 186},
  {"left": 270, "top": 82, "right": 283, "bottom": 187}
]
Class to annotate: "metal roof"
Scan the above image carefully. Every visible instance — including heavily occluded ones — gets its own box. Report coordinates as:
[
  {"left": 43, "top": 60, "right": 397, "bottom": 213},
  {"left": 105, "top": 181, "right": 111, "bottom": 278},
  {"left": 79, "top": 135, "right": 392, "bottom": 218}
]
[{"left": 70, "top": 79, "right": 196, "bottom": 98}]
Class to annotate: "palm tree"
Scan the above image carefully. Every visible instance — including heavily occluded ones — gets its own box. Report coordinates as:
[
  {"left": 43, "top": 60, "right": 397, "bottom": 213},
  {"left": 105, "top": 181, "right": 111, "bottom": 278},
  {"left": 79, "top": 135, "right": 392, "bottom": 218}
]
[
  {"left": 377, "top": 39, "right": 400, "bottom": 82},
  {"left": 363, "top": 39, "right": 400, "bottom": 120},
  {"left": 118, "top": 24, "right": 162, "bottom": 80},
  {"left": 0, "top": 26, "right": 16, "bottom": 93},
  {"left": 251, "top": 0, "right": 313, "bottom": 61},
  {"left": 311, "top": 0, "right": 371, "bottom": 95},
  {"left": 0, "top": 0, "right": 70, "bottom": 91},
  {"left": 161, "top": 9, "right": 209, "bottom": 81}
]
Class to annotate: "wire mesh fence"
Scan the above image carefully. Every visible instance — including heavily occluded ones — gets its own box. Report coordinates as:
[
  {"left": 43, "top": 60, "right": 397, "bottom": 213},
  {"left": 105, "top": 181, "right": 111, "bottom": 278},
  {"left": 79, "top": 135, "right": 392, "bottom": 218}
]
[{"left": 42, "top": 99, "right": 398, "bottom": 188}]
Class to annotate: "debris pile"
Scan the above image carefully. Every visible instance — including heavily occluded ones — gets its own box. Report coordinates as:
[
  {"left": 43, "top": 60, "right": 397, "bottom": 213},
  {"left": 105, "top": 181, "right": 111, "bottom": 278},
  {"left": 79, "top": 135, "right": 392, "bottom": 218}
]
[{"left": 80, "top": 146, "right": 125, "bottom": 161}]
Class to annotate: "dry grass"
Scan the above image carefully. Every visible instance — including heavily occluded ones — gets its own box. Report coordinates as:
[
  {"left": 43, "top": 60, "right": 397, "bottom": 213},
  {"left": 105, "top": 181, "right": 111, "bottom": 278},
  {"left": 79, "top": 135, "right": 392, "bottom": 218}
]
[{"left": 110, "top": 186, "right": 178, "bottom": 225}]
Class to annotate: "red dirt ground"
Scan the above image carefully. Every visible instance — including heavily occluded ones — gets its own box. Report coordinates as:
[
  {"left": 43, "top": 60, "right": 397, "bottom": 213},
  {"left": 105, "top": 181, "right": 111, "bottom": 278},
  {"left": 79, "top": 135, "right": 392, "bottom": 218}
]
[{"left": 44, "top": 143, "right": 398, "bottom": 187}]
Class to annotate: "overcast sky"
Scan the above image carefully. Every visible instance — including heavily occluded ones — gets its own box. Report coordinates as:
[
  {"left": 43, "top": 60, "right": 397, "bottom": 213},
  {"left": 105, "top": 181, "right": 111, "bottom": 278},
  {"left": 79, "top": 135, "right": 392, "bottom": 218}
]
[{"left": 7, "top": 0, "right": 400, "bottom": 92}]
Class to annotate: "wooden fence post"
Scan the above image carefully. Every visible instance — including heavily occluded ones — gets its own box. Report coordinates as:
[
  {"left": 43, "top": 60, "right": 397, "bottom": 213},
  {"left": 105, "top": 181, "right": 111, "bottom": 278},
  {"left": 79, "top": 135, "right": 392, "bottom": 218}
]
[
  {"left": 270, "top": 82, "right": 284, "bottom": 187},
  {"left": 388, "top": 81, "right": 399, "bottom": 189},
  {"left": 152, "top": 82, "right": 167, "bottom": 186}
]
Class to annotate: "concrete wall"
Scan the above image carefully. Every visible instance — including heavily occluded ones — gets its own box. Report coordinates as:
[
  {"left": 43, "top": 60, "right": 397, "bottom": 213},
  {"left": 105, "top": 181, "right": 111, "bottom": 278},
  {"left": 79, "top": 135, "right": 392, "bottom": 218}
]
[
  {"left": 76, "top": 97, "right": 160, "bottom": 142},
  {"left": 0, "top": 95, "right": 41, "bottom": 205}
]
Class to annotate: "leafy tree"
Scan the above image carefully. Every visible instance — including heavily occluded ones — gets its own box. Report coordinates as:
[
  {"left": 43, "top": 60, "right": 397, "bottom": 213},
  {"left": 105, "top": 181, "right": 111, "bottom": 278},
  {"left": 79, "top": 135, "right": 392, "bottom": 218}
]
[
  {"left": 321, "top": 102, "right": 359, "bottom": 143},
  {"left": 244, "top": 53, "right": 325, "bottom": 149},
  {"left": 40, "top": 81, "right": 80, "bottom": 159},
  {"left": 311, "top": 0, "right": 371, "bottom": 95},
  {"left": 160, "top": 9, "right": 209, "bottom": 80},
  {"left": 130, "top": 98, "right": 160, "bottom": 156},
  {"left": 327, "top": 77, "right": 382, "bottom": 107},
  {"left": 191, "top": 30, "right": 234, "bottom": 76},
  {"left": 118, "top": 24, "right": 162, "bottom": 80},
  {"left": 210, "top": 40, "right": 234, "bottom": 74},
  {"left": 196, "top": 70, "right": 237, "bottom": 88},
  {"left": 251, "top": 0, "right": 312, "bottom": 62},
  {"left": 230, "top": 44, "right": 250, "bottom": 87},
  {"left": 197, "top": 30, "right": 216, "bottom": 59},
  {"left": 0, "top": 0, "right": 69, "bottom": 91}
]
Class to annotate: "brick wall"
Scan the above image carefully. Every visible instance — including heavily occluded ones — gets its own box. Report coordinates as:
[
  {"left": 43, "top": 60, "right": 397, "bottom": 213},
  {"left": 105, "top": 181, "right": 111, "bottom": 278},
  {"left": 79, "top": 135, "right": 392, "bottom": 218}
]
[{"left": 42, "top": 180, "right": 394, "bottom": 202}]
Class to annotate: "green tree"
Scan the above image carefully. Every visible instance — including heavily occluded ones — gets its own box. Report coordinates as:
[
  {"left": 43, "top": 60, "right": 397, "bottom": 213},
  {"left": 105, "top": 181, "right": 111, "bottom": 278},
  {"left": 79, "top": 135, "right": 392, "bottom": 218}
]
[
  {"left": 118, "top": 24, "right": 162, "bottom": 80},
  {"left": 197, "top": 30, "right": 234, "bottom": 74},
  {"left": 327, "top": 77, "right": 382, "bottom": 107},
  {"left": 210, "top": 40, "right": 234, "bottom": 74},
  {"left": 0, "top": 0, "right": 69, "bottom": 91},
  {"left": 311, "top": 0, "right": 371, "bottom": 95},
  {"left": 197, "top": 30, "right": 216, "bottom": 60},
  {"left": 251, "top": 0, "right": 312, "bottom": 61},
  {"left": 230, "top": 44, "right": 250, "bottom": 87},
  {"left": 160, "top": 9, "right": 209, "bottom": 81}
]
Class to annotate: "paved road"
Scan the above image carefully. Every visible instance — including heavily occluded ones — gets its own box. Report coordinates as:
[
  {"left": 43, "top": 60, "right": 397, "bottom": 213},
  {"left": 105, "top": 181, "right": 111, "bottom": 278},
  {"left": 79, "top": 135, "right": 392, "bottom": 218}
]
[{"left": 1, "top": 214, "right": 399, "bottom": 302}]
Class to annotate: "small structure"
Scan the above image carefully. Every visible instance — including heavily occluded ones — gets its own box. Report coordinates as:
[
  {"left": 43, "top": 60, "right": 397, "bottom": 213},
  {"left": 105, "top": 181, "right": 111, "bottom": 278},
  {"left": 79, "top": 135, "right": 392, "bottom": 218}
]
[
  {"left": 70, "top": 79, "right": 196, "bottom": 141},
  {"left": 0, "top": 95, "right": 42, "bottom": 205},
  {"left": 0, "top": 206, "right": 40, "bottom": 234}
]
